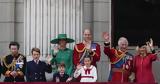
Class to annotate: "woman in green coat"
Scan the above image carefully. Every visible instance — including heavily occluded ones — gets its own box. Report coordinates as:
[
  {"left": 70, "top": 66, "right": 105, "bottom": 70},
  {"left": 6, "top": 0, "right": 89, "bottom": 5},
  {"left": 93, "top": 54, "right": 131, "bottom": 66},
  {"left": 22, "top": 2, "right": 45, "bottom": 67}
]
[{"left": 50, "top": 34, "right": 74, "bottom": 76}]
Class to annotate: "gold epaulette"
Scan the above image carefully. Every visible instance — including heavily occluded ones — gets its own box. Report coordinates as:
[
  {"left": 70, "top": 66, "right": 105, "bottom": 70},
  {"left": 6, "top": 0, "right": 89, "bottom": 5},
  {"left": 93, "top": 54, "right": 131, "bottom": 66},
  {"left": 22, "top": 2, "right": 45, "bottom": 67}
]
[
  {"left": 115, "top": 50, "right": 124, "bottom": 58},
  {"left": 75, "top": 44, "right": 86, "bottom": 53},
  {"left": 110, "top": 49, "right": 125, "bottom": 64},
  {"left": 2, "top": 55, "right": 16, "bottom": 69},
  {"left": 2, "top": 54, "right": 25, "bottom": 69}
]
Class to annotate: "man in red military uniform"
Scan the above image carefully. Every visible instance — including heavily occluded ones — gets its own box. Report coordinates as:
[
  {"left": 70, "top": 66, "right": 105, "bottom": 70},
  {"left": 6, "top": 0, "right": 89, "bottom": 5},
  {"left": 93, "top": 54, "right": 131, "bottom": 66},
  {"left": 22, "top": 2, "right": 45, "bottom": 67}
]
[
  {"left": 73, "top": 28, "right": 101, "bottom": 67},
  {"left": 102, "top": 32, "right": 134, "bottom": 82}
]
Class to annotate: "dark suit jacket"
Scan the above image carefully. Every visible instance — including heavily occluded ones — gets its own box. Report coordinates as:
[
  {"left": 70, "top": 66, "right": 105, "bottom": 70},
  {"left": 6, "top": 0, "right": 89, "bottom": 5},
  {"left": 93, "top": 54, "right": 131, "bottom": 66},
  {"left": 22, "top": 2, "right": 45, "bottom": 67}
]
[
  {"left": 53, "top": 72, "right": 69, "bottom": 82},
  {"left": 26, "top": 60, "right": 52, "bottom": 82}
]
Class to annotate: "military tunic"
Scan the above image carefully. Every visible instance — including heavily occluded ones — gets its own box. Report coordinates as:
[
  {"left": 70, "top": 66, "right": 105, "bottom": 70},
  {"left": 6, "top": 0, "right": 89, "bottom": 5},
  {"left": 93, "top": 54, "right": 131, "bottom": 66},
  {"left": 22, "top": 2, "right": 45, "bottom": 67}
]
[
  {"left": 104, "top": 46, "right": 133, "bottom": 82},
  {"left": 73, "top": 42, "right": 101, "bottom": 66},
  {"left": 2, "top": 54, "right": 26, "bottom": 82}
]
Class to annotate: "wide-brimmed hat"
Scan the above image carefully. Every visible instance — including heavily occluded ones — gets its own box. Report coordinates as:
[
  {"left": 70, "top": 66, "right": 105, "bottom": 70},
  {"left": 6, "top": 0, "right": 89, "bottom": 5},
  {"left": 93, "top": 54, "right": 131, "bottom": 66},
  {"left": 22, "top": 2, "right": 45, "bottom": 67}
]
[{"left": 50, "top": 34, "right": 74, "bottom": 44}]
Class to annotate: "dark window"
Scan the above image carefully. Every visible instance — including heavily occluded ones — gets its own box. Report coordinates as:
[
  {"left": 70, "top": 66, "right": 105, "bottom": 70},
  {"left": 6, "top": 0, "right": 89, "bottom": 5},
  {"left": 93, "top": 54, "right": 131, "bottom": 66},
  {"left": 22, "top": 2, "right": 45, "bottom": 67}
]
[{"left": 112, "top": 0, "right": 160, "bottom": 47}]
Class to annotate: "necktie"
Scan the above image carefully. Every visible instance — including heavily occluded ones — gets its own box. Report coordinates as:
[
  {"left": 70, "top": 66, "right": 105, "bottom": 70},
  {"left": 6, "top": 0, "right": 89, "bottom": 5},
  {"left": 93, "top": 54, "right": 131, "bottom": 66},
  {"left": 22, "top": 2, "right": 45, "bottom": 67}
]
[{"left": 36, "top": 60, "right": 38, "bottom": 64}]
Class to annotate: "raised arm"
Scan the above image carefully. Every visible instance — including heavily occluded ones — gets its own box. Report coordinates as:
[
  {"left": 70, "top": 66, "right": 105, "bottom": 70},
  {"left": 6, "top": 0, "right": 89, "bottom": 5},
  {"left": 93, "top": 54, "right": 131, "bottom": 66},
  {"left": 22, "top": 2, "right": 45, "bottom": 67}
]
[
  {"left": 74, "top": 65, "right": 82, "bottom": 78},
  {"left": 102, "top": 32, "right": 115, "bottom": 58}
]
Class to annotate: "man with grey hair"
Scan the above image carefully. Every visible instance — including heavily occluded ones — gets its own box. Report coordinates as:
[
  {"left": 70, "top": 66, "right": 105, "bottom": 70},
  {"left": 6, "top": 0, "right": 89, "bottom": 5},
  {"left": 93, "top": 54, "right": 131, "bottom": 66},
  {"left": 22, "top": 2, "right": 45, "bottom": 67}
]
[
  {"left": 118, "top": 37, "right": 129, "bottom": 52},
  {"left": 102, "top": 32, "right": 134, "bottom": 82}
]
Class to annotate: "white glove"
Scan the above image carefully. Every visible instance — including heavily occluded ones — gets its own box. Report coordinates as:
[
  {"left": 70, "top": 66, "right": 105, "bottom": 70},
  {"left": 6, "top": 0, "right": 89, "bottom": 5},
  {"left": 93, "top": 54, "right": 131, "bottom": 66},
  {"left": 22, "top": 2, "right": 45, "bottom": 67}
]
[
  {"left": 129, "top": 72, "right": 135, "bottom": 82},
  {"left": 53, "top": 45, "right": 59, "bottom": 55}
]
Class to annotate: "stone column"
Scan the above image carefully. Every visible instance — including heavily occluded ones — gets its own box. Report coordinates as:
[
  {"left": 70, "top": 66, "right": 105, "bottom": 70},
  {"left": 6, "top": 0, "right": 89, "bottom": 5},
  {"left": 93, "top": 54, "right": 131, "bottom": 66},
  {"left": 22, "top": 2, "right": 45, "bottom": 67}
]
[
  {"left": 0, "top": 0, "right": 15, "bottom": 56},
  {"left": 93, "top": 0, "right": 111, "bottom": 82},
  {"left": 24, "top": 0, "right": 83, "bottom": 58}
]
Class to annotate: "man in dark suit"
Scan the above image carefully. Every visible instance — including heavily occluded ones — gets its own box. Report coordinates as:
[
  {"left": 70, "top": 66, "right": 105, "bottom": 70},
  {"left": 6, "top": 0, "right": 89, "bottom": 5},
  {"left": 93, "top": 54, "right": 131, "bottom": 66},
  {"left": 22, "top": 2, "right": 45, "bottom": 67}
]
[
  {"left": 26, "top": 48, "right": 52, "bottom": 82},
  {"left": 1, "top": 42, "right": 26, "bottom": 82}
]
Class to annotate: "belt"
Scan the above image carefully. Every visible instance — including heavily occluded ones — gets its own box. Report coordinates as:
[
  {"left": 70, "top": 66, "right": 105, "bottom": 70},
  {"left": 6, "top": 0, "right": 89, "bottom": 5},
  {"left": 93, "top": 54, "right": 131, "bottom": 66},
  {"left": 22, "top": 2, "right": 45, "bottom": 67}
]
[
  {"left": 111, "top": 68, "right": 126, "bottom": 72},
  {"left": 81, "top": 76, "right": 94, "bottom": 79}
]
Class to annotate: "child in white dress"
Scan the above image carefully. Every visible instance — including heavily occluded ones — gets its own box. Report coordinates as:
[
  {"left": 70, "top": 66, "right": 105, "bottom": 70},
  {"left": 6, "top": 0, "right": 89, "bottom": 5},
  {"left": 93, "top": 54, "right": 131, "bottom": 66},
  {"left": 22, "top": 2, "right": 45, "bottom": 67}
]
[{"left": 74, "top": 55, "right": 97, "bottom": 82}]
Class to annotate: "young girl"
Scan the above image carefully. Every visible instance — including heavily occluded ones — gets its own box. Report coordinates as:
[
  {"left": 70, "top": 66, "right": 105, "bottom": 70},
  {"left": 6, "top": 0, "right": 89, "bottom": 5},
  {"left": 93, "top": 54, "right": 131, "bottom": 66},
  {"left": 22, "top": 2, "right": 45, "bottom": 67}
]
[{"left": 74, "top": 55, "right": 97, "bottom": 82}]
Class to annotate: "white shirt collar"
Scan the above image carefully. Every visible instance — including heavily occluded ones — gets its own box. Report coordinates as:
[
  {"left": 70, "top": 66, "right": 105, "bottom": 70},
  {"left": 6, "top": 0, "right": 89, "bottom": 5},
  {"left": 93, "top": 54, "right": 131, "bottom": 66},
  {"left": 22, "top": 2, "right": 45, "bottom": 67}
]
[
  {"left": 34, "top": 60, "right": 39, "bottom": 64},
  {"left": 83, "top": 65, "right": 93, "bottom": 69}
]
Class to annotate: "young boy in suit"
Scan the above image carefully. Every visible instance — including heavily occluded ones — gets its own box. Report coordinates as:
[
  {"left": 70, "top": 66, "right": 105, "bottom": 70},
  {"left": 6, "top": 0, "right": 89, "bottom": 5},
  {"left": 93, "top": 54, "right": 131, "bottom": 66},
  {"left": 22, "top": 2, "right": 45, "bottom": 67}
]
[
  {"left": 26, "top": 48, "right": 52, "bottom": 82},
  {"left": 53, "top": 63, "right": 72, "bottom": 82}
]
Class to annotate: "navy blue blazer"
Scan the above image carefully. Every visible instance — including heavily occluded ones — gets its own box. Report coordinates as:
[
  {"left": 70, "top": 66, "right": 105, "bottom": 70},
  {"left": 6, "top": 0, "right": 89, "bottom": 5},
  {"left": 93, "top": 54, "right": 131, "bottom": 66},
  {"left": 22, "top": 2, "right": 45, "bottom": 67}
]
[
  {"left": 26, "top": 60, "right": 52, "bottom": 82},
  {"left": 53, "top": 72, "right": 69, "bottom": 82}
]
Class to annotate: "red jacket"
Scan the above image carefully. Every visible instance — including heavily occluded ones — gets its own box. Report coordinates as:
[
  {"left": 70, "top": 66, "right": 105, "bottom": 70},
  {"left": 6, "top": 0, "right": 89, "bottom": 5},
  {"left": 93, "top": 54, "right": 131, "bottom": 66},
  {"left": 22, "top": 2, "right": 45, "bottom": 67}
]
[
  {"left": 134, "top": 53, "right": 157, "bottom": 83},
  {"left": 104, "top": 46, "right": 133, "bottom": 82},
  {"left": 73, "top": 42, "right": 101, "bottom": 66}
]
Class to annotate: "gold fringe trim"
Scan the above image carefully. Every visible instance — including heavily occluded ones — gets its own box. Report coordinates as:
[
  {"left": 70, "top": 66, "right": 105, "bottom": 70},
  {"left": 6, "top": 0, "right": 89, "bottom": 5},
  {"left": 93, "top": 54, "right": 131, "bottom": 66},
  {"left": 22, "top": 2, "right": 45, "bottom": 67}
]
[
  {"left": 2, "top": 54, "right": 24, "bottom": 70},
  {"left": 110, "top": 50, "right": 125, "bottom": 64},
  {"left": 75, "top": 45, "right": 86, "bottom": 53}
]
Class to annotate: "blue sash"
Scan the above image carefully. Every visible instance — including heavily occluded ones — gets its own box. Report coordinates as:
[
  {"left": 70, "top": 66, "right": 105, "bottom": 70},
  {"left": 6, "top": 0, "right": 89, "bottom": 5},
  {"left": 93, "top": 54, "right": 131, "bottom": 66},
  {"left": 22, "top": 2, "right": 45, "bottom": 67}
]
[{"left": 79, "top": 43, "right": 97, "bottom": 64}]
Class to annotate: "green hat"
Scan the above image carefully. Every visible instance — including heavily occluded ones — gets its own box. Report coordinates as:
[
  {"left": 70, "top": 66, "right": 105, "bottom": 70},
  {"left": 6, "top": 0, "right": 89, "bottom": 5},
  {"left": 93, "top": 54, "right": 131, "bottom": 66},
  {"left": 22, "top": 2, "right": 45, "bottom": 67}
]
[{"left": 50, "top": 34, "right": 74, "bottom": 44}]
